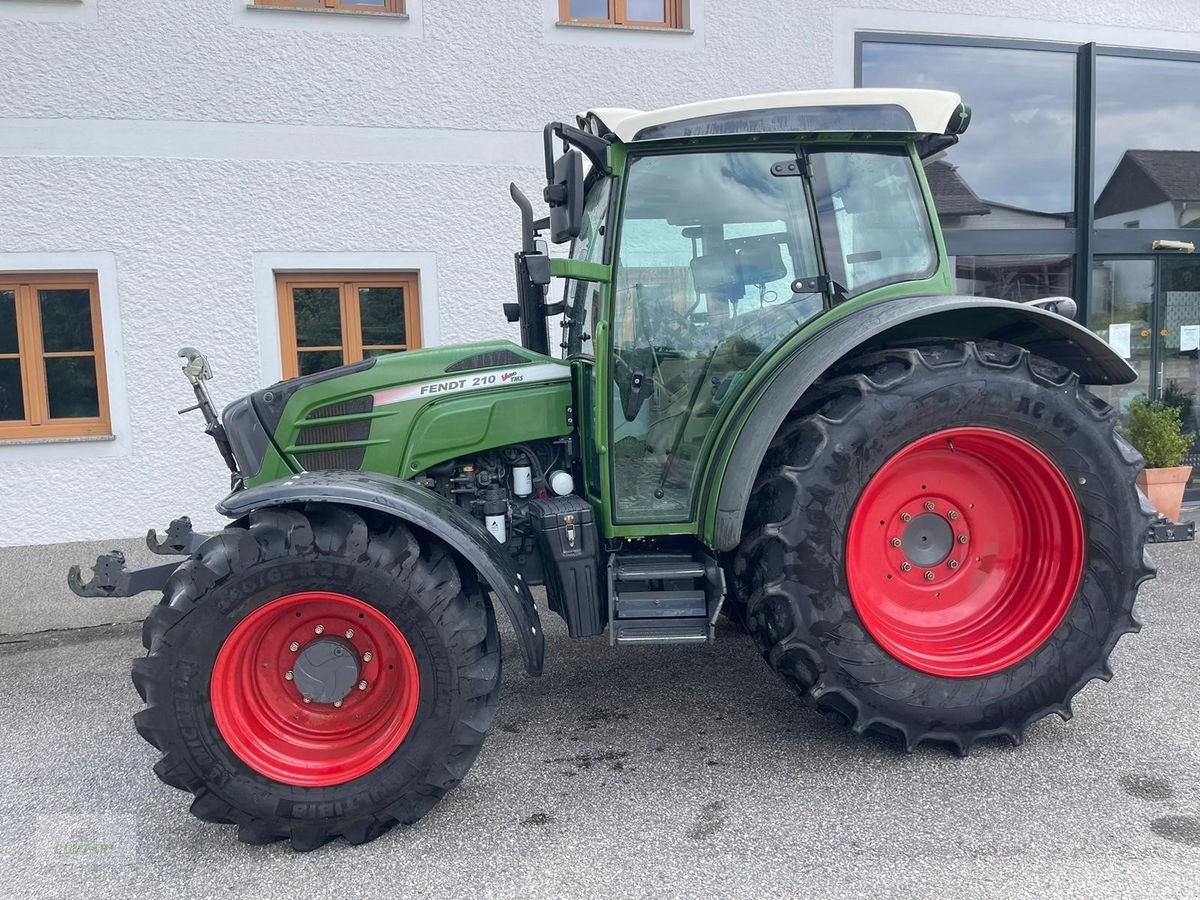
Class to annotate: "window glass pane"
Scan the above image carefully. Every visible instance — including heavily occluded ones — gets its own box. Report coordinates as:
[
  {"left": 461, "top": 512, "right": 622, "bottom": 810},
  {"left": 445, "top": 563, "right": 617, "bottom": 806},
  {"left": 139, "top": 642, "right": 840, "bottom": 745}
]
[
  {"left": 611, "top": 151, "right": 823, "bottom": 522},
  {"left": 861, "top": 41, "right": 1076, "bottom": 229},
  {"left": 1095, "top": 56, "right": 1200, "bottom": 228},
  {"left": 291, "top": 287, "right": 342, "bottom": 347},
  {"left": 298, "top": 350, "right": 343, "bottom": 376},
  {"left": 342, "top": 0, "right": 386, "bottom": 6},
  {"left": 38, "top": 289, "right": 94, "bottom": 353},
  {"left": 363, "top": 348, "right": 400, "bottom": 359},
  {"left": 569, "top": 0, "right": 609, "bottom": 19},
  {"left": 0, "top": 290, "right": 17, "bottom": 355},
  {"left": 810, "top": 149, "right": 936, "bottom": 295},
  {"left": 0, "top": 358, "right": 23, "bottom": 420},
  {"left": 566, "top": 177, "right": 613, "bottom": 357},
  {"left": 626, "top": 0, "right": 665, "bottom": 22},
  {"left": 1086, "top": 258, "right": 1155, "bottom": 416},
  {"left": 358, "top": 286, "right": 407, "bottom": 346},
  {"left": 45, "top": 356, "right": 99, "bottom": 419},
  {"left": 954, "top": 255, "right": 1073, "bottom": 302}
]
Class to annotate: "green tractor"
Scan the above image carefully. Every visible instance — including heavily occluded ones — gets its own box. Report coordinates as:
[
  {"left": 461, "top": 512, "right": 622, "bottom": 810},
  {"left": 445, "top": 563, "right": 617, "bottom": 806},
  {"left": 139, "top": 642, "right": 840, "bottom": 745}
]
[{"left": 70, "top": 88, "right": 1155, "bottom": 850}]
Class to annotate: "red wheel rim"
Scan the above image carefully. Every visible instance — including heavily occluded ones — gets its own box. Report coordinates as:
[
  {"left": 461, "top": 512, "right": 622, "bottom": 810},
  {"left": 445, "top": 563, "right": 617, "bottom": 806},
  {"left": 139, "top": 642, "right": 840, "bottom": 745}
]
[
  {"left": 210, "top": 591, "right": 419, "bottom": 787},
  {"left": 846, "top": 427, "right": 1085, "bottom": 678}
]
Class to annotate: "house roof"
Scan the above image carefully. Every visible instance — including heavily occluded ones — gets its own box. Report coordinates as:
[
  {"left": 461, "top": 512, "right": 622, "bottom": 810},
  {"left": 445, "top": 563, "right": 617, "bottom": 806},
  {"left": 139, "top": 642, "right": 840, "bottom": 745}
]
[
  {"left": 1095, "top": 149, "right": 1200, "bottom": 218},
  {"left": 925, "top": 160, "right": 990, "bottom": 217},
  {"left": 578, "top": 89, "right": 969, "bottom": 144}
]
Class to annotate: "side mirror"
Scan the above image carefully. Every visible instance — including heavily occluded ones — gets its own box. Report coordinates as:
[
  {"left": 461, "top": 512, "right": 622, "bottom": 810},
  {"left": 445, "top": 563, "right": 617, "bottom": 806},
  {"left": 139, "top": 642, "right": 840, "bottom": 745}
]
[{"left": 545, "top": 149, "right": 584, "bottom": 244}]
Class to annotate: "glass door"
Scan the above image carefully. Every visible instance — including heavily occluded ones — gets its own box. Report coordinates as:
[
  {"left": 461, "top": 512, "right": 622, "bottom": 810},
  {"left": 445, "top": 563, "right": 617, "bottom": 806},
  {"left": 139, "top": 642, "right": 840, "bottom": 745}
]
[{"left": 1089, "top": 255, "right": 1200, "bottom": 494}]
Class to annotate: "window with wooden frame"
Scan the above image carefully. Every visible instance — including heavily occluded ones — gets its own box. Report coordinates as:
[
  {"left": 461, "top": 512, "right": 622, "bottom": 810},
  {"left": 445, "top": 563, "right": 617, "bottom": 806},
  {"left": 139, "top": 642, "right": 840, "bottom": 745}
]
[
  {"left": 276, "top": 273, "right": 421, "bottom": 379},
  {"left": 559, "top": 0, "right": 685, "bottom": 29},
  {"left": 252, "top": 0, "right": 404, "bottom": 15},
  {"left": 0, "top": 273, "right": 111, "bottom": 440}
]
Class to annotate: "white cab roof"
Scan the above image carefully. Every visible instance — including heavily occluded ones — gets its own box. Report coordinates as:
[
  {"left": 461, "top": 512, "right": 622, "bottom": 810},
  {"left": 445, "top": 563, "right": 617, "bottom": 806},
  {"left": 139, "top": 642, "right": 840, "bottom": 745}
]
[{"left": 580, "top": 89, "right": 967, "bottom": 143}]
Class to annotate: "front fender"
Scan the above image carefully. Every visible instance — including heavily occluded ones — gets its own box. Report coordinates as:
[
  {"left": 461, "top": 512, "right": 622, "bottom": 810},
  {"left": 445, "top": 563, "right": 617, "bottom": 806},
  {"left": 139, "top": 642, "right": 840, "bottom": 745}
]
[
  {"left": 704, "top": 295, "right": 1135, "bottom": 551},
  {"left": 217, "top": 470, "right": 544, "bottom": 675}
]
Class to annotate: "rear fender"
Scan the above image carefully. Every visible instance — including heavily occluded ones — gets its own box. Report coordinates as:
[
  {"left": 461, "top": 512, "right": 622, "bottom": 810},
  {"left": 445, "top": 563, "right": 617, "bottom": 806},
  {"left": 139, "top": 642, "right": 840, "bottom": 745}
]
[
  {"left": 705, "top": 295, "right": 1135, "bottom": 551},
  {"left": 217, "top": 470, "right": 545, "bottom": 675}
]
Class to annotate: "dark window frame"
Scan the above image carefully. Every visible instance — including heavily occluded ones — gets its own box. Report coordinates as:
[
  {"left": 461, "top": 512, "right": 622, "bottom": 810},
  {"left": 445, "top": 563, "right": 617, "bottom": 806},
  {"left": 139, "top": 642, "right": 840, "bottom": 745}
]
[{"left": 854, "top": 32, "right": 1200, "bottom": 318}]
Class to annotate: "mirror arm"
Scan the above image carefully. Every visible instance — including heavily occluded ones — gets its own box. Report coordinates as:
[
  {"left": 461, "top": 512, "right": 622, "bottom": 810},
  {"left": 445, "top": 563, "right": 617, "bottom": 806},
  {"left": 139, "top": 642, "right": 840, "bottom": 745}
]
[{"left": 544, "top": 122, "right": 612, "bottom": 177}]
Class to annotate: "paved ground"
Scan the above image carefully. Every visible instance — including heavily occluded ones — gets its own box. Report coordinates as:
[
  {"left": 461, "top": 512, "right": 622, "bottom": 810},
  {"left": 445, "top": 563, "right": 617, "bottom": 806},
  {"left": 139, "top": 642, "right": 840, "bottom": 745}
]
[{"left": 1, "top": 542, "right": 1198, "bottom": 899}]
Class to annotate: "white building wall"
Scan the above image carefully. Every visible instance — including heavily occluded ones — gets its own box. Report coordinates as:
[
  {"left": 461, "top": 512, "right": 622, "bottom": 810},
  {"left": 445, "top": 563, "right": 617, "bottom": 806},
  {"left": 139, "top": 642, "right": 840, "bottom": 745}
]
[{"left": 3, "top": 0, "right": 1200, "bottom": 630}]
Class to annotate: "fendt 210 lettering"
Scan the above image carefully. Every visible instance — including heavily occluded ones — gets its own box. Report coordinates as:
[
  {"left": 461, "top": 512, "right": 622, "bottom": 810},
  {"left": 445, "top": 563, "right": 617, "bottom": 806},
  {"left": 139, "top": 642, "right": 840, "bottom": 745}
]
[{"left": 69, "top": 89, "right": 1155, "bottom": 850}]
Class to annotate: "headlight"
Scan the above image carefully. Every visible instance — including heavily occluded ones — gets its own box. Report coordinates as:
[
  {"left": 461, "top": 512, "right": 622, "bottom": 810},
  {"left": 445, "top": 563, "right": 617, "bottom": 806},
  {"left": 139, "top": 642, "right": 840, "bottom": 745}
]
[{"left": 221, "top": 395, "right": 270, "bottom": 480}]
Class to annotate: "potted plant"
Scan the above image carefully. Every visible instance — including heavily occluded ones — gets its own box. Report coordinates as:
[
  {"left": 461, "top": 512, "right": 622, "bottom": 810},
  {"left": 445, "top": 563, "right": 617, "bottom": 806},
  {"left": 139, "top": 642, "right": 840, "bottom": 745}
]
[{"left": 1122, "top": 396, "right": 1195, "bottom": 522}]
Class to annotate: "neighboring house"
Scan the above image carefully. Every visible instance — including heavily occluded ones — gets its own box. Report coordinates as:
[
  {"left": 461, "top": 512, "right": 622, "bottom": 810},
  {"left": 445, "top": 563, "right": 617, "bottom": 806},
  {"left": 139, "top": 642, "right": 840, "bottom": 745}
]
[
  {"left": 1096, "top": 149, "right": 1200, "bottom": 229},
  {"left": 925, "top": 160, "right": 991, "bottom": 228}
]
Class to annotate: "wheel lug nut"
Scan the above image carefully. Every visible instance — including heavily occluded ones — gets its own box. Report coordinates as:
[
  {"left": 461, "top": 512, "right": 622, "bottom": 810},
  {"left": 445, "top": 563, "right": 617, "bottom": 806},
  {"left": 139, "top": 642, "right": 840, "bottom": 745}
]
[
  {"left": 358, "top": 681, "right": 368, "bottom": 691},
  {"left": 924, "top": 571, "right": 935, "bottom": 581},
  {"left": 314, "top": 624, "right": 325, "bottom": 635},
  {"left": 924, "top": 501, "right": 935, "bottom": 511},
  {"left": 900, "top": 513, "right": 912, "bottom": 522},
  {"left": 285, "top": 670, "right": 294, "bottom": 681},
  {"left": 948, "top": 510, "right": 959, "bottom": 521},
  {"left": 948, "top": 560, "right": 959, "bottom": 570},
  {"left": 303, "top": 697, "right": 312, "bottom": 704},
  {"left": 333, "top": 700, "right": 343, "bottom": 708},
  {"left": 890, "top": 537, "right": 902, "bottom": 548},
  {"left": 900, "top": 562, "right": 912, "bottom": 572},
  {"left": 289, "top": 641, "right": 300, "bottom": 652},
  {"left": 345, "top": 629, "right": 355, "bottom": 639},
  {"left": 362, "top": 651, "right": 373, "bottom": 662},
  {"left": 957, "top": 534, "right": 968, "bottom": 544}
]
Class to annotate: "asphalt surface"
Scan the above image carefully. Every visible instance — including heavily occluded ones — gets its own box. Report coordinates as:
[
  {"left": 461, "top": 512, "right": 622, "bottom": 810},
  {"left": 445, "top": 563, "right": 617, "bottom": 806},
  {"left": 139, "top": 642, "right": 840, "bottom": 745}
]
[{"left": 1, "top": 542, "right": 1198, "bottom": 899}]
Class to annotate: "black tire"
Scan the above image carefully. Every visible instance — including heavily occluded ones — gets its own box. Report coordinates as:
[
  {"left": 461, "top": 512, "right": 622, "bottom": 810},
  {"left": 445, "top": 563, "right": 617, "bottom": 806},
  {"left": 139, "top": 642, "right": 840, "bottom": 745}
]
[
  {"left": 733, "top": 341, "right": 1156, "bottom": 754},
  {"left": 131, "top": 504, "right": 500, "bottom": 850}
]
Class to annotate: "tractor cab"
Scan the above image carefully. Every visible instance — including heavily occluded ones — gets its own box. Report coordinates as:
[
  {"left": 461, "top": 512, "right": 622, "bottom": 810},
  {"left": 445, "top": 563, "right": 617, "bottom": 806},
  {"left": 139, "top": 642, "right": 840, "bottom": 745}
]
[{"left": 512, "top": 89, "right": 972, "bottom": 529}]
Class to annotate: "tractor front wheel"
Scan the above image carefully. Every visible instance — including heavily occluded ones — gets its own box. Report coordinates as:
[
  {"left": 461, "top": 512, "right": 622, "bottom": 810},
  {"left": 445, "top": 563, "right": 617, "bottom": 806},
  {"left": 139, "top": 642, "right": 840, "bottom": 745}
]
[
  {"left": 734, "top": 341, "right": 1155, "bottom": 753},
  {"left": 131, "top": 504, "right": 500, "bottom": 849}
]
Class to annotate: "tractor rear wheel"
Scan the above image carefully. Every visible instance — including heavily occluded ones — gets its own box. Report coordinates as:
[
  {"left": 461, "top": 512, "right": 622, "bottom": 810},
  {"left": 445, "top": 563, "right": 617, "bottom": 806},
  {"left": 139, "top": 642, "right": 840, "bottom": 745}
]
[
  {"left": 131, "top": 504, "right": 500, "bottom": 849},
  {"left": 733, "top": 341, "right": 1155, "bottom": 753}
]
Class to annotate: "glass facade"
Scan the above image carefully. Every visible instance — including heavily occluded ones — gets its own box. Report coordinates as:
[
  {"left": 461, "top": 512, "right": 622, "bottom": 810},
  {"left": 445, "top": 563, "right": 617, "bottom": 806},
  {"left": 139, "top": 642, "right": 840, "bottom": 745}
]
[{"left": 858, "top": 34, "right": 1200, "bottom": 494}]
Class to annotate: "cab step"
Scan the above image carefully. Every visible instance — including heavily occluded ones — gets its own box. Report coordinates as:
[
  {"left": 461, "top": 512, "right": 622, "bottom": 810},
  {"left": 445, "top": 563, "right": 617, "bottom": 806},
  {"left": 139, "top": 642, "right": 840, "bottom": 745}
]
[{"left": 607, "top": 551, "right": 725, "bottom": 646}]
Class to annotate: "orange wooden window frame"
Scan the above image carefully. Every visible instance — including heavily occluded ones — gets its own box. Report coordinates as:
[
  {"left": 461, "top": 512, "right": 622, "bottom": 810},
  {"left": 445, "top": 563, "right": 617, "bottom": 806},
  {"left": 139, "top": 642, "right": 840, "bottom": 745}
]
[
  {"left": 253, "top": 0, "right": 405, "bottom": 14},
  {"left": 0, "top": 273, "right": 111, "bottom": 441},
  {"left": 558, "top": 0, "right": 684, "bottom": 28},
  {"left": 276, "top": 273, "right": 422, "bottom": 380}
]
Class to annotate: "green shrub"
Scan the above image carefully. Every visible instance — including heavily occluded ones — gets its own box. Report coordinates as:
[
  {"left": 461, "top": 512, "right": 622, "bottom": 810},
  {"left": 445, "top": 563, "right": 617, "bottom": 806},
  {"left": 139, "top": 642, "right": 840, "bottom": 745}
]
[{"left": 1120, "top": 397, "right": 1195, "bottom": 469}]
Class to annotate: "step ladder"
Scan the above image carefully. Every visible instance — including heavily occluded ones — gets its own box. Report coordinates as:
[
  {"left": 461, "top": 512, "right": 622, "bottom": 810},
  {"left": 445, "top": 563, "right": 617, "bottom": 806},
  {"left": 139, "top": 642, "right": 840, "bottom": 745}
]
[{"left": 606, "top": 551, "right": 726, "bottom": 645}]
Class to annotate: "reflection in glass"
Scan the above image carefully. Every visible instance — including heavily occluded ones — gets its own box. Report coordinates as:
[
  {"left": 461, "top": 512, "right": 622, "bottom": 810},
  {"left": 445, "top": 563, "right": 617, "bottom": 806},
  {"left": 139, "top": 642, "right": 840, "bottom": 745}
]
[
  {"left": 611, "top": 151, "right": 823, "bottom": 522},
  {"left": 569, "top": 0, "right": 609, "bottom": 18},
  {"left": 299, "top": 350, "right": 343, "bottom": 376},
  {"left": 292, "top": 288, "right": 342, "bottom": 347},
  {"left": 45, "top": 357, "right": 100, "bottom": 419},
  {"left": 0, "top": 290, "right": 17, "bottom": 355},
  {"left": 861, "top": 41, "right": 1076, "bottom": 223},
  {"left": 1159, "top": 256, "right": 1200, "bottom": 481},
  {"left": 626, "top": 0, "right": 666, "bottom": 22},
  {"left": 1095, "top": 55, "right": 1200, "bottom": 228},
  {"left": 954, "top": 255, "right": 1073, "bottom": 302},
  {"left": 0, "top": 358, "right": 23, "bottom": 420},
  {"left": 38, "top": 289, "right": 94, "bottom": 353},
  {"left": 358, "top": 287, "right": 406, "bottom": 346},
  {"left": 1088, "top": 258, "right": 1154, "bottom": 415}
]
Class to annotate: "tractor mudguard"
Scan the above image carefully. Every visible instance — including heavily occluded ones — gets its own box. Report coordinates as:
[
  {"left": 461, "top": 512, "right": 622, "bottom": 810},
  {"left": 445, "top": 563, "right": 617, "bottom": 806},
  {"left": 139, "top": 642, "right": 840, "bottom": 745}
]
[
  {"left": 216, "top": 469, "right": 545, "bottom": 675},
  {"left": 706, "top": 294, "right": 1137, "bottom": 552}
]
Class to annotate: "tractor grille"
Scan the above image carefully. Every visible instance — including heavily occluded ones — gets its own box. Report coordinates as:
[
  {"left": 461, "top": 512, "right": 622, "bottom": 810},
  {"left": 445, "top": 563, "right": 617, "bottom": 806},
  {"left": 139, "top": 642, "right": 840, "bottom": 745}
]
[{"left": 293, "top": 397, "right": 373, "bottom": 471}]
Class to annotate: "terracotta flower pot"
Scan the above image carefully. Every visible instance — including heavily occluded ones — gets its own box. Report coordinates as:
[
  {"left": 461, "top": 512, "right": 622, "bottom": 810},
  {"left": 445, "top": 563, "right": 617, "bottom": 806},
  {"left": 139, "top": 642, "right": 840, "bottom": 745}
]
[{"left": 1136, "top": 466, "right": 1193, "bottom": 523}]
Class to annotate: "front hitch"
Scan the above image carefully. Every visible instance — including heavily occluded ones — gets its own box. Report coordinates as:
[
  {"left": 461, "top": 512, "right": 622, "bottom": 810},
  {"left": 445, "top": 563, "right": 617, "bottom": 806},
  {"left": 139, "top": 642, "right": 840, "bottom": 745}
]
[{"left": 67, "top": 516, "right": 210, "bottom": 599}]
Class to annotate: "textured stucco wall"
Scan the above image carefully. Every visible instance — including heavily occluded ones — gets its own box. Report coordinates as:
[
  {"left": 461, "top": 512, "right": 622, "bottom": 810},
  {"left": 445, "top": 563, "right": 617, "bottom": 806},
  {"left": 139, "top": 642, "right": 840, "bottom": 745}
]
[{"left": 2, "top": 0, "right": 1199, "bottom": 632}]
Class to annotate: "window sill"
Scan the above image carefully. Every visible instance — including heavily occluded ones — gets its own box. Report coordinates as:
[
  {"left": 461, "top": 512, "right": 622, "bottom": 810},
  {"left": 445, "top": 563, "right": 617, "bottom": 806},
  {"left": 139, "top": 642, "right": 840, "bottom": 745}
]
[
  {"left": 245, "top": 4, "right": 408, "bottom": 20},
  {"left": 0, "top": 432, "right": 114, "bottom": 447},
  {"left": 556, "top": 20, "right": 692, "bottom": 35},
  {"left": 0, "top": 0, "right": 84, "bottom": 5}
]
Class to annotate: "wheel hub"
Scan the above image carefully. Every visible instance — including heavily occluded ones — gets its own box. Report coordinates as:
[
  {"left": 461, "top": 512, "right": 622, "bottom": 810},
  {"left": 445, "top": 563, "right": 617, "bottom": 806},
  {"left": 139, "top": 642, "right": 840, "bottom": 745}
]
[
  {"left": 901, "top": 512, "right": 954, "bottom": 567},
  {"left": 293, "top": 638, "right": 360, "bottom": 705}
]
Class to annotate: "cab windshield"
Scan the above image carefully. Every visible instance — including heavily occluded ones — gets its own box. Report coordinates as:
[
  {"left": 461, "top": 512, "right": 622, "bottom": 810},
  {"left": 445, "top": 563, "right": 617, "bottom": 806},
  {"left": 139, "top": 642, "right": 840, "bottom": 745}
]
[{"left": 609, "top": 145, "right": 937, "bottom": 523}]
